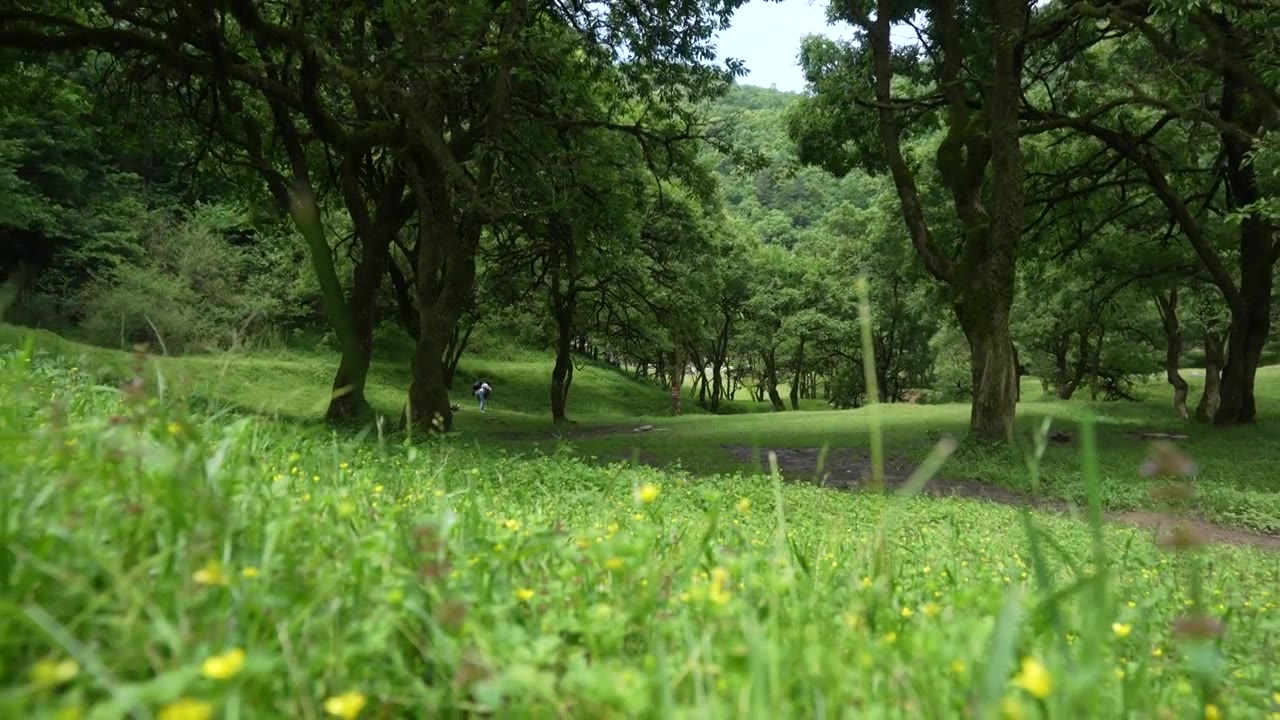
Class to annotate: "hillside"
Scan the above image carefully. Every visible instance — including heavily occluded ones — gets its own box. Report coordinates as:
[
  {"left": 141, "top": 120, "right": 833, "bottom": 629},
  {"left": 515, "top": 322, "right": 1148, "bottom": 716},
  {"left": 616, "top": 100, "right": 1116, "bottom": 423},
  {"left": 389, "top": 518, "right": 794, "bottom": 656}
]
[{"left": 0, "top": 323, "right": 718, "bottom": 423}]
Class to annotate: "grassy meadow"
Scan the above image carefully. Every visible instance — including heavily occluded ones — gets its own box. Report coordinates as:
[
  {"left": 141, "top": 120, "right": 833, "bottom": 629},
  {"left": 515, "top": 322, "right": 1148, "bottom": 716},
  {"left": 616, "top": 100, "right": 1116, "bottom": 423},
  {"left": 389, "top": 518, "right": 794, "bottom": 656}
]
[{"left": 2, "top": 325, "right": 1279, "bottom": 718}]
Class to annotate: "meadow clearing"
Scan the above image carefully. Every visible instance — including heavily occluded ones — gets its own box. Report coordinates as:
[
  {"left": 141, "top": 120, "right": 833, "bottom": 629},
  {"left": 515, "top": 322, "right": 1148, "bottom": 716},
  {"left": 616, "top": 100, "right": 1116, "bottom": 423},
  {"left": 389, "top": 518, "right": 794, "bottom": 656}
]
[{"left": 2, "top": 327, "right": 1277, "bottom": 719}]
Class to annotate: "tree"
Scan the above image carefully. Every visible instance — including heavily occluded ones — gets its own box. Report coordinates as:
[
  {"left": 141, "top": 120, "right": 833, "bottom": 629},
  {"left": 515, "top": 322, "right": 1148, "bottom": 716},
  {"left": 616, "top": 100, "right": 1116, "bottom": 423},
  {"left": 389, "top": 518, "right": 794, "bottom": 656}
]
[
  {"left": 790, "top": 0, "right": 1033, "bottom": 441},
  {"left": 1037, "top": 0, "right": 1279, "bottom": 426}
]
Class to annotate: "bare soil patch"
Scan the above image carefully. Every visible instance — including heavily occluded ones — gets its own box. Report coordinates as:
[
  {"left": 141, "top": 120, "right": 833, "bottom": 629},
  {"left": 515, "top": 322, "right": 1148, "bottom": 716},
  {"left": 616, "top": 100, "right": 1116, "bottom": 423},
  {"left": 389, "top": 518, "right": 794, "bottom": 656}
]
[{"left": 719, "top": 445, "right": 1280, "bottom": 552}]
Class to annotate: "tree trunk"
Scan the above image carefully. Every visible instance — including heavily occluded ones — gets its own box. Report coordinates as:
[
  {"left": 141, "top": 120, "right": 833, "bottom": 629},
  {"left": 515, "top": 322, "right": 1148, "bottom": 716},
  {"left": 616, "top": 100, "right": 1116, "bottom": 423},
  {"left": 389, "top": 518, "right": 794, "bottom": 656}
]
[
  {"left": 406, "top": 163, "right": 477, "bottom": 434},
  {"left": 1215, "top": 301, "right": 1268, "bottom": 426},
  {"left": 764, "top": 350, "right": 785, "bottom": 411},
  {"left": 1088, "top": 327, "right": 1105, "bottom": 402},
  {"left": 285, "top": 185, "right": 377, "bottom": 424},
  {"left": 955, "top": 296, "right": 1019, "bottom": 442},
  {"left": 1155, "top": 289, "right": 1190, "bottom": 419},
  {"left": 442, "top": 319, "right": 472, "bottom": 389},
  {"left": 669, "top": 350, "right": 684, "bottom": 416},
  {"left": 1196, "top": 331, "right": 1224, "bottom": 422},
  {"left": 710, "top": 360, "right": 725, "bottom": 412},
  {"left": 550, "top": 313, "right": 573, "bottom": 423},
  {"left": 326, "top": 238, "right": 384, "bottom": 422},
  {"left": 789, "top": 338, "right": 805, "bottom": 410}
]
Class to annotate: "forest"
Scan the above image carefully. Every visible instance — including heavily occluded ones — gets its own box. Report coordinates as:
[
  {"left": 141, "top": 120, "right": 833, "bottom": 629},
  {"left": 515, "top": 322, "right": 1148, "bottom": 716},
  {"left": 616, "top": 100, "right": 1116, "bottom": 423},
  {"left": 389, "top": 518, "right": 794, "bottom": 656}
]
[
  {"left": 1, "top": 0, "right": 1273, "bottom": 441},
  {"left": 1, "top": 0, "right": 1278, "bottom": 718}
]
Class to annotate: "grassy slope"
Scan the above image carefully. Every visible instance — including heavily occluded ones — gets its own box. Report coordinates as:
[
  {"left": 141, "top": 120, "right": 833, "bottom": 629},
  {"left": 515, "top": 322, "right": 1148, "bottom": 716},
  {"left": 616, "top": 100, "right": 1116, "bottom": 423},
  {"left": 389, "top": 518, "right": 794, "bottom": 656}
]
[
  {"left": 3, "top": 322, "right": 1278, "bottom": 533},
  {"left": 2, "top": 334, "right": 1278, "bottom": 718}
]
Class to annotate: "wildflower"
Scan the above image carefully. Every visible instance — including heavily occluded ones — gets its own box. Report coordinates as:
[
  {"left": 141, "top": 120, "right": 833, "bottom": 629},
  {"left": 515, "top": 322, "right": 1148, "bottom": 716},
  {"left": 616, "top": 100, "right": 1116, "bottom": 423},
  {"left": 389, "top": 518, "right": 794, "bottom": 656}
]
[
  {"left": 30, "top": 658, "right": 79, "bottom": 687},
  {"left": 923, "top": 602, "right": 941, "bottom": 618},
  {"left": 55, "top": 705, "right": 84, "bottom": 720},
  {"left": 1112, "top": 622, "right": 1132, "bottom": 638},
  {"left": 324, "top": 691, "right": 367, "bottom": 720},
  {"left": 708, "top": 567, "right": 732, "bottom": 605},
  {"left": 386, "top": 589, "right": 404, "bottom": 605},
  {"left": 339, "top": 462, "right": 349, "bottom": 469},
  {"left": 951, "top": 660, "right": 966, "bottom": 675},
  {"left": 736, "top": 497, "right": 751, "bottom": 512},
  {"left": 1012, "top": 658, "right": 1052, "bottom": 699},
  {"left": 637, "top": 483, "right": 660, "bottom": 504},
  {"left": 337, "top": 501, "right": 356, "bottom": 518},
  {"left": 516, "top": 588, "right": 535, "bottom": 601},
  {"left": 1001, "top": 697, "right": 1025, "bottom": 720},
  {"left": 900, "top": 606, "right": 914, "bottom": 619},
  {"left": 1114, "top": 668, "right": 1126, "bottom": 680},
  {"left": 200, "top": 648, "right": 246, "bottom": 680},
  {"left": 241, "top": 567, "right": 260, "bottom": 579},
  {"left": 1152, "top": 647, "right": 1163, "bottom": 658},
  {"left": 604, "top": 556, "right": 624, "bottom": 570},
  {"left": 157, "top": 699, "right": 213, "bottom": 720},
  {"left": 860, "top": 577, "right": 873, "bottom": 589},
  {"left": 922, "top": 565, "right": 931, "bottom": 574},
  {"left": 167, "top": 422, "right": 182, "bottom": 436},
  {"left": 193, "top": 560, "right": 228, "bottom": 586},
  {"left": 1204, "top": 705, "right": 1221, "bottom": 720}
]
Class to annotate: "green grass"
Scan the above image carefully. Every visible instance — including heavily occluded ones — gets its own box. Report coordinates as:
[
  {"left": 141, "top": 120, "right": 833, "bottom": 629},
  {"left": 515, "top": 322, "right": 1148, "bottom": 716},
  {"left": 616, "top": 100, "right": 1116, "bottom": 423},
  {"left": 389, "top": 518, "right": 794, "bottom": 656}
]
[
  {"left": 4, "top": 322, "right": 1279, "bottom": 535},
  {"left": 2, "top": 337, "right": 1280, "bottom": 718}
]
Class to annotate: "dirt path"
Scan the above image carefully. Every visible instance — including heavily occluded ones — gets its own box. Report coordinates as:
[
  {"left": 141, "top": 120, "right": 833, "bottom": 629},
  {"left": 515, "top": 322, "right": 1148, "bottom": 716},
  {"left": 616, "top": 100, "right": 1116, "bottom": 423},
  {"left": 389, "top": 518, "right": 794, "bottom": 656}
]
[{"left": 718, "top": 445, "right": 1280, "bottom": 552}]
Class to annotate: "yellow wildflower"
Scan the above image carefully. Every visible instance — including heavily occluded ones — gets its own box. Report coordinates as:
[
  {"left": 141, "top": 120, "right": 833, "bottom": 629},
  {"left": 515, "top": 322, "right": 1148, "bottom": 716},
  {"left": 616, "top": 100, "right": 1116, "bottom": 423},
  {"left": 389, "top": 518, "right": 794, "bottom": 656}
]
[
  {"left": 736, "top": 497, "right": 751, "bottom": 512},
  {"left": 167, "top": 422, "right": 182, "bottom": 436},
  {"left": 951, "top": 660, "right": 966, "bottom": 675},
  {"left": 324, "top": 691, "right": 367, "bottom": 720},
  {"left": 860, "top": 577, "right": 873, "bottom": 589},
  {"left": 337, "top": 501, "right": 356, "bottom": 518},
  {"left": 193, "top": 560, "right": 228, "bottom": 586},
  {"left": 1115, "top": 668, "right": 1126, "bottom": 680},
  {"left": 900, "top": 606, "right": 914, "bottom": 619},
  {"left": 30, "top": 658, "right": 79, "bottom": 687},
  {"left": 516, "top": 588, "right": 535, "bottom": 601},
  {"left": 503, "top": 518, "right": 521, "bottom": 531},
  {"left": 1012, "top": 658, "right": 1052, "bottom": 699},
  {"left": 241, "top": 567, "right": 260, "bottom": 579},
  {"left": 200, "top": 648, "right": 246, "bottom": 681},
  {"left": 1001, "top": 697, "right": 1025, "bottom": 720},
  {"left": 1152, "top": 647, "right": 1163, "bottom": 658},
  {"left": 604, "top": 557, "right": 625, "bottom": 570},
  {"left": 922, "top": 602, "right": 941, "bottom": 618},
  {"left": 1205, "top": 705, "right": 1221, "bottom": 720},
  {"left": 55, "top": 705, "right": 84, "bottom": 720},
  {"left": 157, "top": 698, "right": 213, "bottom": 720},
  {"left": 1112, "top": 623, "right": 1132, "bottom": 638},
  {"left": 708, "top": 567, "right": 732, "bottom": 605},
  {"left": 637, "top": 483, "right": 660, "bottom": 504}
]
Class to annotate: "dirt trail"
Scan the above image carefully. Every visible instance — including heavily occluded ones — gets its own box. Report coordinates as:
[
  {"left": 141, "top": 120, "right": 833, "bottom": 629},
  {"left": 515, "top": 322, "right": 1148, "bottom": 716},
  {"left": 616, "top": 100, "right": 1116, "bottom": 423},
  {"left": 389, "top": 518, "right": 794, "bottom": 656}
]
[{"left": 717, "top": 445, "right": 1280, "bottom": 552}]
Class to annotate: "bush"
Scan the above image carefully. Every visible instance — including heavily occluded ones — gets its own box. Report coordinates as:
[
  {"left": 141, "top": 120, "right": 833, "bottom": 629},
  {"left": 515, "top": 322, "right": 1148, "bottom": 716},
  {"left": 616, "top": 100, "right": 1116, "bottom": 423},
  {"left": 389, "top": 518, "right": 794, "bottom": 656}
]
[{"left": 70, "top": 205, "right": 308, "bottom": 353}]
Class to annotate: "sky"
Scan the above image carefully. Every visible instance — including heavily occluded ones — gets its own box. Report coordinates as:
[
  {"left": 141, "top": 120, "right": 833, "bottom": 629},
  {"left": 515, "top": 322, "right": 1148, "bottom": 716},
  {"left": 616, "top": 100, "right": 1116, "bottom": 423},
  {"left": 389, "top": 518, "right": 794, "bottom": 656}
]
[{"left": 713, "top": 0, "right": 852, "bottom": 93}]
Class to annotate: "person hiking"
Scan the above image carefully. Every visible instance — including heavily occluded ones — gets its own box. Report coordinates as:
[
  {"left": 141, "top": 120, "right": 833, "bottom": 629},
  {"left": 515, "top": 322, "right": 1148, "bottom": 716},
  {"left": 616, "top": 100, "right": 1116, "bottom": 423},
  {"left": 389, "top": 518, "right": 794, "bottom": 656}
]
[{"left": 471, "top": 379, "right": 492, "bottom": 412}]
